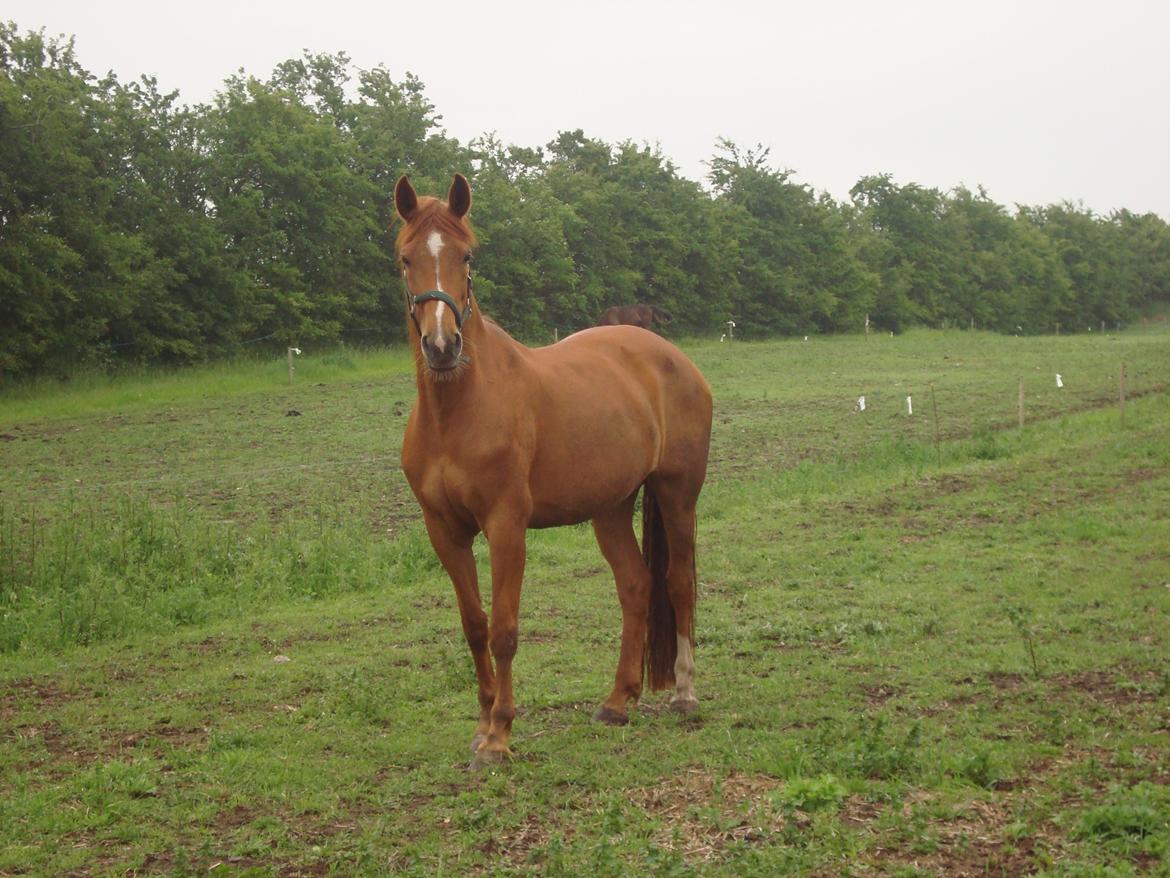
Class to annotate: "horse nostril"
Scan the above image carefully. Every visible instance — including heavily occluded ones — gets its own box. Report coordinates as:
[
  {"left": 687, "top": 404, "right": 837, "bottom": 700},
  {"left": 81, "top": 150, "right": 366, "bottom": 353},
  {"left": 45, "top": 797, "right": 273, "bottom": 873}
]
[{"left": 453, "top": 332, "right": 463, "bottom": 352}]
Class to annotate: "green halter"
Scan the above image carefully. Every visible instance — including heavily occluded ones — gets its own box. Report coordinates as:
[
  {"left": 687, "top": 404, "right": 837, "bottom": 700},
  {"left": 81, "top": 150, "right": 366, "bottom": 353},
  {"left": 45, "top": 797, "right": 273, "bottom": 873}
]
[{"left": 404, "top": 270, "right": 474, "bottom": 334}]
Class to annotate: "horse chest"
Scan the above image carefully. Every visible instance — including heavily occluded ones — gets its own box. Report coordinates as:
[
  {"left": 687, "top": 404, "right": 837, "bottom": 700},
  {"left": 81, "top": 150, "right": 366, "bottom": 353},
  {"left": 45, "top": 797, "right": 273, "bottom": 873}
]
[{"left": 403, "top": 434, "right": 524, "bottom": 527}]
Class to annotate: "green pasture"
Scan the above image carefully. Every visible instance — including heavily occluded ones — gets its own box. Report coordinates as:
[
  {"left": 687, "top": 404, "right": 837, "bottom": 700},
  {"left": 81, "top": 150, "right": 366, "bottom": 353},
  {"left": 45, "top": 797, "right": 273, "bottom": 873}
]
[{"left": 2, "top": 329, "right": 1169, "bottom": 876}]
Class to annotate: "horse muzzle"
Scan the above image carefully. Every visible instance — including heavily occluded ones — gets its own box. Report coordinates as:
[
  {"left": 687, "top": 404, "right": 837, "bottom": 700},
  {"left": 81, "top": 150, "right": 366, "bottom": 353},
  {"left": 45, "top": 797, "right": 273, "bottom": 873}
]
[{"left": 420, "top": 330, "right": 464, "bottom": 372}]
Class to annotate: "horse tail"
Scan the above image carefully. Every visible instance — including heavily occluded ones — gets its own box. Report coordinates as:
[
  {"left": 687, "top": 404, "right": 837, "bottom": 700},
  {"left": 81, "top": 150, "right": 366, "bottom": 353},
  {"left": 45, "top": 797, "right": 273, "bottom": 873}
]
[
  {"left": 651, "top": 305, "right": 673, "bottom": 323},
  {"left": 642, "top": 483, "right": 678, "bottom": 691}
]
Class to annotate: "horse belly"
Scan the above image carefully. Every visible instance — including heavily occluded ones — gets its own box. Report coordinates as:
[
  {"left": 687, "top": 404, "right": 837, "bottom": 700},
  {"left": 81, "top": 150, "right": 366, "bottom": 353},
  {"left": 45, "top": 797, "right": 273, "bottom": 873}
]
[{"left": 526, "top": 406, "right": 657, "bottom": 528}]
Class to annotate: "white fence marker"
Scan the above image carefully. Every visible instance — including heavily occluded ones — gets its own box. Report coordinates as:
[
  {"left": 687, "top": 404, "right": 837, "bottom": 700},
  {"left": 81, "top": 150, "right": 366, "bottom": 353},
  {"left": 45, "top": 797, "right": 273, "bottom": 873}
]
[
  {"left": 287, "top": 346, "right": 302, "bottom": 384},
  {"left": 906, "top": 395, "right": 913, "bottom": 415},
  {"left": 858, "top": 395, "right": 866, "bottom": 412},
  {"left": 1056, "top": 373, "right": 1063, "bottom": 388}
]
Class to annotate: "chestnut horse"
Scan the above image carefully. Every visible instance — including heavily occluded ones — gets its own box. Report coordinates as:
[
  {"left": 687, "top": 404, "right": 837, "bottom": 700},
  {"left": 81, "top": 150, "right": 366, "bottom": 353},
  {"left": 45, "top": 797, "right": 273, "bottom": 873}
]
[
  {"left": 394, "top": 174, "right": 712, "bottom": 768},
  {"left": 597, "top": 303, "right": 673, "bottom": 330}
]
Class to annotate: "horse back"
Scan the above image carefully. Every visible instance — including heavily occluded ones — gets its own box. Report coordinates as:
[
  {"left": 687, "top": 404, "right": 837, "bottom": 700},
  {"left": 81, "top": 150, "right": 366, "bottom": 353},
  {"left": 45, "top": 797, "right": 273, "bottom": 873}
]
[{"left": 538, "top": 326, "right": 711, "bottom": 462}]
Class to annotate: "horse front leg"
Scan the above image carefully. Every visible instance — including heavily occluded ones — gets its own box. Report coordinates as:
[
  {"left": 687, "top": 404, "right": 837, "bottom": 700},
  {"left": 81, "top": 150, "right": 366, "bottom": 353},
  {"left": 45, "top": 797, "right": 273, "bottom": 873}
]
[
  {"left": 421, "top": 512, "right": 495, "bottom": 753},
  {"left": 471, "top": 517, "right": 526, "bottom": 769}
]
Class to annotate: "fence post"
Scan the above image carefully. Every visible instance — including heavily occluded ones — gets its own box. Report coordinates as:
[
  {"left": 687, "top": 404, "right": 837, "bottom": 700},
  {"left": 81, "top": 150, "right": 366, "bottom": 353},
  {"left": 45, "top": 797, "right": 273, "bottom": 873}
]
[
  {"left": 1017, "top": 378, "right": 1025, "bottom": 429},
  {"left": 930, "top": 382, "right": 941, "bottom": 466},
  {"left": 1119, "top": 362, "right": 1127, "bottom": 428},
  {"left": 288, "top": 347, "right": 301, "bottom": 385}
]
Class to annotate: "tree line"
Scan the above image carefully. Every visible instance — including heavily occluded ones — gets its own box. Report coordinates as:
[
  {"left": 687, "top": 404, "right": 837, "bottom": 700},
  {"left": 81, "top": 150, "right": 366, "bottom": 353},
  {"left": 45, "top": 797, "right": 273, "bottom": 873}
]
[{"left": 3, "top": 26, "right": 1168, "bottom": 378}]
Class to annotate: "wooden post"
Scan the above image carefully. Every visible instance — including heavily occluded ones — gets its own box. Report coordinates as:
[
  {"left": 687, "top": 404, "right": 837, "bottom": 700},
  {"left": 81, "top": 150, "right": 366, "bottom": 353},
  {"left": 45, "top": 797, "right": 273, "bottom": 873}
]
[
  {"left": 1119, "top": 362, "right": 1127, "bottom": 428},
  {"left": 930, "top": 382, "right": 941, "bottom": 466},
  {"left": 1055, "top": 322, "right": 1060, "bottom": 336},
  {"left": 1017, "top": 378, "right": 1025, "bottom": 429},
  {"left": 865, "top": 313, "right": 870, "bottom": 340}
]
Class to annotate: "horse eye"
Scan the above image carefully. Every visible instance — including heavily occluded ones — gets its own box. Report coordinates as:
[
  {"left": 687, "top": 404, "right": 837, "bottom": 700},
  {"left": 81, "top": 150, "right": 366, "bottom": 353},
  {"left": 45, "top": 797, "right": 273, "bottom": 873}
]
[
  {"left": 401, "top": 258, "right": 411, "bottom": 267},
  {"left": 463, "top": 253, "right": 472, "bottom": 263}
]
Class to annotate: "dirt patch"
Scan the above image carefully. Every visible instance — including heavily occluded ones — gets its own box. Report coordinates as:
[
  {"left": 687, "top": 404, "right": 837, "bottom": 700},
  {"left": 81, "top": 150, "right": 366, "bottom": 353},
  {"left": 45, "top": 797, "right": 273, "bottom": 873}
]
[
  {"left": 497, "top": 812, "right": 566, "bottom": 869},
  {"left": 623, "top": 768, "right": 785, "bottom": 861},
  {"left": 967, "top": 510, "right": 998, "bottom": 526},
  {"left": 839, "top": 793, "right": 885, "bottom": 827},
  {"left": 8, "top": 719, "right": 88, "bottom": 763},
  {"left": 932, "top": 474, "right": 973, "bottom": 494},
  {"left": 144, "top": 720, "right": 209, "bottom": 750},
  {"left": 862, "top": 683, "right": 903, "bottom": 707},
  {"left": 986, "top": 671, "right": 1029, "bottom": 691},
  {"left": 1052, "top": 670, "right": 1162, "bottom": 705},
  {"left": 863, "top": 794, "right": 1046, "bottom": 877},
  {"left": 3, "top": 677, "right": 90, "bottom": 709},
  {"left": 1124, "top": 467, "right": 1164, "bottom": 484},
  {"left": 214, "top": 802, "right": 261, "bottom": 834}
]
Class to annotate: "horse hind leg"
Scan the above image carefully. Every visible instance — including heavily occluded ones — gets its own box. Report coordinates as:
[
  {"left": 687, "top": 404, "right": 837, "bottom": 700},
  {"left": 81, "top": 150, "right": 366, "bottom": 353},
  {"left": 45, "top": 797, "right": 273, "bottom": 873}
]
[
  {"left": 649, "top": 478, "right": 701, "bottom": 715},
  {"left": 590, "top": 496, "right": 650, "bottom": 725}
]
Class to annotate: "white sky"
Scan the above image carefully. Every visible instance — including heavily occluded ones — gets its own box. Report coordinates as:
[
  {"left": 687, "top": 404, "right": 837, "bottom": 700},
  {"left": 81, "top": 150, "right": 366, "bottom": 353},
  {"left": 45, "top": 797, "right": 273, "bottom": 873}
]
[{"left": 8, "top": 0, "right": 1170, "bottom": 218}]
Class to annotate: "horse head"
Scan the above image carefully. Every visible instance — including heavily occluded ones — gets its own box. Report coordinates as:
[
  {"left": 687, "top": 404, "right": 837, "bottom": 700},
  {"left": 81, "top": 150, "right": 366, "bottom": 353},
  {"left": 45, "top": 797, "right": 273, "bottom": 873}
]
[{"left": 395, "top": 174, "right": 478, "bottom": 374}]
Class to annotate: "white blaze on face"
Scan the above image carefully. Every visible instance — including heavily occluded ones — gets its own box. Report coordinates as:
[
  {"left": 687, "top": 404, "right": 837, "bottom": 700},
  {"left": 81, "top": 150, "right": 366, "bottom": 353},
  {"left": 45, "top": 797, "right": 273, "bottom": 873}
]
[{"left": 426, "top": 231, "right": 447, "bottom": 351}]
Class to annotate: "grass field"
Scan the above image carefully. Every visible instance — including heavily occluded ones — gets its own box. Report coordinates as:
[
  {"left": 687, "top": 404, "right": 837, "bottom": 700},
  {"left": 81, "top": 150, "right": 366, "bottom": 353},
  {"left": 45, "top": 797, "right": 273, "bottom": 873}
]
[{"left": 2, "top": 328, "right": 1169, "bottom": 876}]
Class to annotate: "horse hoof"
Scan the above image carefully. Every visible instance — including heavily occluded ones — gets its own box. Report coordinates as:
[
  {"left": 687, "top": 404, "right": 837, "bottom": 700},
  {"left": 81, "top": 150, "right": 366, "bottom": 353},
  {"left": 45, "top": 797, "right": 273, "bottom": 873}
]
[
  {"left": 670, "top": 697, "right": 700, "bottom": 716},
  {"left": 593, "top": 705, "right": 629, "bottom": 726},
  {"left": 469, "top": 734, "right": 487, "bottom": 754},
  {"left": 469, "top": 746, "right": 510, "bottom": 771}
]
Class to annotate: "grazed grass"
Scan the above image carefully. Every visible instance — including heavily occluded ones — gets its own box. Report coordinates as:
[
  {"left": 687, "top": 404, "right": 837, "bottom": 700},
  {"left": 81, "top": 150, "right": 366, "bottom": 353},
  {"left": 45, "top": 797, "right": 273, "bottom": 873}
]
[
  {"left": 2, "top": 329, "right": 1170, "bottom": 876},
  {"left": 0, "top": 346, "right": 416, "bottom": 425}
]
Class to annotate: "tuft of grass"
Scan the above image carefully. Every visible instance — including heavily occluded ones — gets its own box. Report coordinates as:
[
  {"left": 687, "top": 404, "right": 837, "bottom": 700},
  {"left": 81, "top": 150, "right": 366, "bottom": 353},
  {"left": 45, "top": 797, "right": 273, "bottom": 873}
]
[{"left": 1073, "top": 782, "right": 1170, "bottom": 857}]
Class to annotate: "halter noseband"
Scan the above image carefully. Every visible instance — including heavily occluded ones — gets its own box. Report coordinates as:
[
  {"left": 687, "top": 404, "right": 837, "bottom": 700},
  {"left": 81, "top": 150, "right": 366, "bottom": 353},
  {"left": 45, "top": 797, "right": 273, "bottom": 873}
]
[{"left": 404, "top": 270, "right": 474, "bottom": 335}]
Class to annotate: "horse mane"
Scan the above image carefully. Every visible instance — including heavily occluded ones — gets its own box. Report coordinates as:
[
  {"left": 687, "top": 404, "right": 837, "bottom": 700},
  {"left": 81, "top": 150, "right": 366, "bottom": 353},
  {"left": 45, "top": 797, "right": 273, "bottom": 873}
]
[{"left": 395, "top": 196, "right": 478, "bottom": 255}]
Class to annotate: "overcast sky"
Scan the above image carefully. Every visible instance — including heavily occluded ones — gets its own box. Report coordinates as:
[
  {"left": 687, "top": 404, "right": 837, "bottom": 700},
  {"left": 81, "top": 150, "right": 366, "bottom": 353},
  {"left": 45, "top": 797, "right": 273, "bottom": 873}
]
[{"left": 8, "top": 0, "right": 1169, "bottom": 218}]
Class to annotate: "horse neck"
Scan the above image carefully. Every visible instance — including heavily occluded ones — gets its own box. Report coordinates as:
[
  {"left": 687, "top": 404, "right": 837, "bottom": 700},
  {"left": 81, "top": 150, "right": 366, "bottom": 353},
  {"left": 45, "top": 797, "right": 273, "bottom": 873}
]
[{"left": 411, "top": 310, "right": 504, "bottom": 419}]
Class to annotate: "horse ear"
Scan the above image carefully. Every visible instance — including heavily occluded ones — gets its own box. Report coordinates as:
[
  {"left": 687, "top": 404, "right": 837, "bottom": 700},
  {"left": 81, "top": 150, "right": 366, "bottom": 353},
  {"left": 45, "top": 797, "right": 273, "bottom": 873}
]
[
  {"left": 395, "top": 175, "right": 419, "bottom": 222},
  {"left": 448, "top": 173, "right": 472, "bottom": 218}
]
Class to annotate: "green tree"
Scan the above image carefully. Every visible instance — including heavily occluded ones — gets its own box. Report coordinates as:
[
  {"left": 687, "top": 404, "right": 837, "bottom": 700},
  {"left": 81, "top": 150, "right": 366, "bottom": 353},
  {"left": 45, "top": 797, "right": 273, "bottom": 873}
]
[
  {"left": 466, "top": 137, "right": 577, "bottom": 338},
  {"left": 0, "top": 26, "right": 185, "bottom": 376},
  {"left": 849, "top": 174, "right": 959, "bottom": 331},
  {"left": 711, "top": 140, "right": 873, "bottom": 335},
  {"left": 96, "top": 74, "right": 250, "bottom": 362},
  {"left": 204, "top": 64, "right": 390, "bottom": 344},
  {"left": 1023, "top": 203, "right": 1128, "bottom": 330}
]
